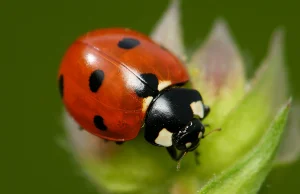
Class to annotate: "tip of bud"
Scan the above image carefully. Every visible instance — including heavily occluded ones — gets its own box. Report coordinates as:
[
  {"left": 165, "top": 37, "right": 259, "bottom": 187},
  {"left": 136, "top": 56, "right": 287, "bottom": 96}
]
[
  {"left": 150, "top": 0, "right": 184, "bottom": 58},
  {"left": 210, "top": 18, "right": 236, "bottom": 47}
]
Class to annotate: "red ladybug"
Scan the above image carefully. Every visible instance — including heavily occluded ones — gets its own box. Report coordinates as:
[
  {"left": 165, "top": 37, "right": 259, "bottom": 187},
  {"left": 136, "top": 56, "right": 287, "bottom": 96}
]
[{"left": 58, "top": 28, "right": 210, "bottom": 161}]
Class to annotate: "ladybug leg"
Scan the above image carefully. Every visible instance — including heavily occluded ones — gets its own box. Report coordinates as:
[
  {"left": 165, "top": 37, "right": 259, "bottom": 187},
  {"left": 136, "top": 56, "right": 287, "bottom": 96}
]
[
  {"left": 194, "top": 150, "right": 200, "bottom": 165},
  {"left": 202, "top": 105, "right": 210, "bottom": 127},
  {"left": 115, "top": 141, "right": 124, "bottom": 145},
  {"left": 204, "top": 124, "right": 210, "bottom": 128},
  {"left": 166, "top": 146, "right": 186, "bottom": 161},
  {"left": 166, "top": 146, "right": 177, "bottom": 160},
  {"left": 203, "top": 105, "right": 210, "bottom": 118}
]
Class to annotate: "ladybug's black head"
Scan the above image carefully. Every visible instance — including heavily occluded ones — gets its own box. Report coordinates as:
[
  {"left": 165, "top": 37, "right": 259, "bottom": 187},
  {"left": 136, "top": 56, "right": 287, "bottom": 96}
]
[
  {"left": 172, "top": 118, "right": 205, "bottom": 152},
  {"left": 144, "top": 87, "right": 211, "bottom": 161}
]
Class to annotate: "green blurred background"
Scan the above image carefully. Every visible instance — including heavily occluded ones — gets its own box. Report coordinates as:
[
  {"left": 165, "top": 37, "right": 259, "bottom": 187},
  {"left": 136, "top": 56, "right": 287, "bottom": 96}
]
[{"left": 7, "top": 0, "right": 299, "bottom": 193}]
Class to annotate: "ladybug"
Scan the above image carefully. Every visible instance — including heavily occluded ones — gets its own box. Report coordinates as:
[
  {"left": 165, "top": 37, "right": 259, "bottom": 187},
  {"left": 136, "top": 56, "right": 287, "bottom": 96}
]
[{"left": 58, "top": 28, "right": 210, "bottom": 161}]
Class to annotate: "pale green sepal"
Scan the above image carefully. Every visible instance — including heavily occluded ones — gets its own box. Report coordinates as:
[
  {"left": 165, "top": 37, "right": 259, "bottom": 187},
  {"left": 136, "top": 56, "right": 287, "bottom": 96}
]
[
  {"left": 150, "top": 0, "right": 185, "bottom": 59},
  {"left": 188, "top": 19, "right": 246, "bottom": 126},
  {"left": 197, "top": 28, "right": 289, "bottom": 177},
  {"left": 274, "top": 102, "right": 300, "bottom": 165}
]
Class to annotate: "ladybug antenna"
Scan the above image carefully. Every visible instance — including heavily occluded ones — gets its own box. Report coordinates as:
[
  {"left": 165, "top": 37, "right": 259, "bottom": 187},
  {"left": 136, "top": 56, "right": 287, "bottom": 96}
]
[
  {"left": 176, "top": 151, "right": 187, "bottom": 171},
  {"left": 203, "top": 128, "right": 222, "bottom": 138}
]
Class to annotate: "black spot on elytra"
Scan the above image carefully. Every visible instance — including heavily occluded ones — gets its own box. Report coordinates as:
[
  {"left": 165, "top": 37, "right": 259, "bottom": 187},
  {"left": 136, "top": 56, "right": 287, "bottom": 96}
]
[
  {"left": 89, "top": 70, "right": 104, "bottom": 93},
  {"left": 118, "top": 38, "right": 140, "bottom": 49},
  {"left": 93, "top": 115, "right": 107, "bottom": 131},
  {"left": 141, "top": 73, "right": 159, "bottom": 90},
  {"left": 134, "top": 73, "right": 159, "bottom": 98},
  {"left": 58, "top": 74, "right": 64, "bottom": 98}
]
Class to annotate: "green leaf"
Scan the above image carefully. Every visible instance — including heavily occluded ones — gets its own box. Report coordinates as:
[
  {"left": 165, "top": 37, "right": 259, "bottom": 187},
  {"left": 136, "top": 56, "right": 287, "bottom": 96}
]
[{"left": 198, "top": 99, "right": 291, "bottom": 194}]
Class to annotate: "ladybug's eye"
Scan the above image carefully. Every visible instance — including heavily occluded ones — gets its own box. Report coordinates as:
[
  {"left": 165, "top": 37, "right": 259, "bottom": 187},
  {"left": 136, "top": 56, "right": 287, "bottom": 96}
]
[{"left": 173, "top": 118, "right": 204, "bottom": 151}]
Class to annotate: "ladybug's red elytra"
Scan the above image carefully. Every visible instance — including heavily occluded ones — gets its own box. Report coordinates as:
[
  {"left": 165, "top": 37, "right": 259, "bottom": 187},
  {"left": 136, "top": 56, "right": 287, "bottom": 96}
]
[{"left": 58, "top": 28, "right": 210, "bottom": 161}]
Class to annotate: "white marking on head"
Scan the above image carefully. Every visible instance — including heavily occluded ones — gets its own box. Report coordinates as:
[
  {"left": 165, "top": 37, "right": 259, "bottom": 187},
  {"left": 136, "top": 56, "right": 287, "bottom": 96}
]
[
  {"left": 158, "top": 80, "right": 172, "bottom": 91},
  {"left": 198, "top": 132, "right": 203, "bottom": 138},
  {"left": 142, "top": 96, "right": 153, "bottom": 112},
  {"left": 155, "top": 128, "right": 173, "bottom": 147},
  {"left": 190, "top": 101, "right": 204, "bottom": 118},
  {"left": 185, "top": 142, "right": 192, "bottom": 148}
]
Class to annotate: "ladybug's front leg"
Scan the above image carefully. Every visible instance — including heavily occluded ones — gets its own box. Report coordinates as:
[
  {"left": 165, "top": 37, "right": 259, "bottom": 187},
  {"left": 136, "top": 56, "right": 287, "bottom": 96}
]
[
  {"left": 101, "top": 139, "right": 124, "bottom": 145},
  {"left": 166, "top": 146, "right": 186, "bottom": 161},
  {"left": 167, "top": 146, "right": 200, "bottom": 165},
  {"left": 194, "top": 150, "right": 200, "bottom": 165}
]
